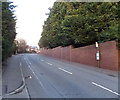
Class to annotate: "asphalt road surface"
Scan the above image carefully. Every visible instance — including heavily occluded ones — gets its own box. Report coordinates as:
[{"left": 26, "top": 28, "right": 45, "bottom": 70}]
[{"left": 2, "top": 53, "right": 119, "bottom": 98}]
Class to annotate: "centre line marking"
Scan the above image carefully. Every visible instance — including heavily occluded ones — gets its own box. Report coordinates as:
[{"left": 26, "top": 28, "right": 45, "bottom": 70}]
[
  {"left": 28, "top": 65, "right": 44, "bottom": 88},
  {"left": 24, "top": 58, "right": 44, "bottom": 88},
  {"left": 58, "top": 68, "right": 72, "bottom": 75},
  {"left": 47, "top": 62, "right": 52, "bottom": 66},
  {"left": 92, "top": 82, "right": 120, "bottom": 96}
]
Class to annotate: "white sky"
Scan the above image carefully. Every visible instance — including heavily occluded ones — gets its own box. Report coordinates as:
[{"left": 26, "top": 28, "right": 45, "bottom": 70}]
[{"left": 11, "top": 0, "right": 56, "bottom": 47}]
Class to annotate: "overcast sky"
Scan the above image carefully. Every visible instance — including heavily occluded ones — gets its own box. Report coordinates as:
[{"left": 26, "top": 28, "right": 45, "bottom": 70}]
[{"left": 11, "top": 0, "right": 56, "bottom": 47}]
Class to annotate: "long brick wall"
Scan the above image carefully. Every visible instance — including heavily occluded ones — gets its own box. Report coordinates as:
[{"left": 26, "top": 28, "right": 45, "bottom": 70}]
[
  {"left": 119, "top": 49, "right": 120, "bottom": 71},
  {"left": 40, "top": 40, "right": 119, "bottom": 71},
  {"left": 99, "top": 41, "right": 119, "bottom": 70}
]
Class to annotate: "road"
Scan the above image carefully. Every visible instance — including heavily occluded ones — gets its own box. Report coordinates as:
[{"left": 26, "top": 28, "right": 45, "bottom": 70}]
[
  {"left": 2, "top": 53, "right": 119, "bottom": 98},
  {"left": 0, "top": 64, "right": 2, "bottom": 100}
]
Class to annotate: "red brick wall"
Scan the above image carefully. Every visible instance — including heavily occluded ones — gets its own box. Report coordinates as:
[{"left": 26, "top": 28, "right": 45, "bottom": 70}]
[
  {"left": 40, "top": 40, "right": 119, "bottom": 71},
  {"left": 119, "top": 49, "right": 120, "bottom": 71},
  {"left": 99, "top": 41, "right": 118, "bottom": 70},
  {"left": 61, "top": 46, "right": 71, "bottom": 61},
  {"left": 71, "top": 45, "right": 97, "bottom": 67}
]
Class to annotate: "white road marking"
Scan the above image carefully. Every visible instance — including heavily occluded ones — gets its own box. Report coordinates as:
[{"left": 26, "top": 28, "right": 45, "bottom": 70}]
[
  {"left": 8, "top": 62, "right": 29, "bottom": 96},
  {"left": 25, "top": 58, "right": 44, "bottom": 88},
  {"left": 29, "top": 62, "right": 32, "bottom": 65},
  {"left": 41, "top": 59, "right": 44, "bottom": 61},
  {"left": 29, "top": 76, "right": 32, "bottom": 79},
  {"left": 58, "top": 68, "right": 72, "bottom": 75},
  {"left": 20, "top": 62, "right": 22, "bottom": 66},
  {"left": 92, "top": 82, "right": 120, "bottom": 96},
  {"left": 19, "top": 62, "right": 25, "bottom": 82},
  {"left": 47, "top": 62, "right": 53, "bottom": 66}
]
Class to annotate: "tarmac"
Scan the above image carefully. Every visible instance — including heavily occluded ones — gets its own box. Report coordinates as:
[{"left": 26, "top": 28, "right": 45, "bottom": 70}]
[{"left": 2, "top": 54, "right": 119, "bottom": 98}]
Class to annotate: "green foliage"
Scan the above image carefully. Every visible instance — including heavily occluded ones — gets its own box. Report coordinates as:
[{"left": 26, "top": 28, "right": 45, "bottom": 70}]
[
  {"left": 39, "top": 2, "right": 67, "bottom": 48},
  {"left": 39, "top": 2, "right": 118, "bottom": 48},
  {"left": 2, "top": 2, "right": 17, "bottom": 61}
]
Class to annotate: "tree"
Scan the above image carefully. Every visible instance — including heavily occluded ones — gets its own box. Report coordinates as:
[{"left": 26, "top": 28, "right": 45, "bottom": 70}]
[
  {"left": 38, "top": 2, "right": 118, "bottom": 48},
  {"left": 16, "top": 39, "right": 27, "bottom": 53},
  {"left": 2, "top": 2, "right": 17, "bottom": 61}
]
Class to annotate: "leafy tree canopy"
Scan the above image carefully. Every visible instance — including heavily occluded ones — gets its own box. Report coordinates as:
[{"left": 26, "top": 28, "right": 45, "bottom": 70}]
[
  {"left": 39, "top": 2, "right": 118, "bottom": 48},
  {"left": 2, "top": 2, "right": 17, "bottom": 61}
]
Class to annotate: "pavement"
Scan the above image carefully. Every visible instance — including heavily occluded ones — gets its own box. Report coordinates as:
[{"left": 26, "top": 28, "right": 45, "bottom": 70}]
[
  {"left": 0, "top": 63, "right": 2, "bottom": 100},
  {"left": 2, "top": 54, "right": 29, "bottom": 98},
  {"left": 2, "top": 53, "right": 119, "bottom": 98}
]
